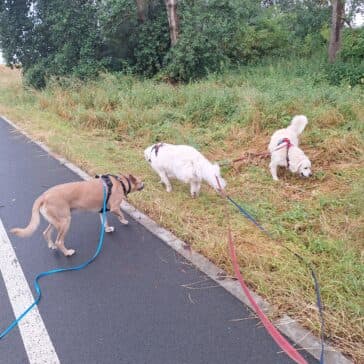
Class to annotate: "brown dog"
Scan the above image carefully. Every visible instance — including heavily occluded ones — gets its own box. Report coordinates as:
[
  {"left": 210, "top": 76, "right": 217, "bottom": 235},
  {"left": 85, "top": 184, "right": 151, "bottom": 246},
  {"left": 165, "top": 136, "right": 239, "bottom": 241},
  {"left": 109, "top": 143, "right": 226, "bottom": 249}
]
[{"left": 11, "top": 174, "right": 144, "bottom": 256}]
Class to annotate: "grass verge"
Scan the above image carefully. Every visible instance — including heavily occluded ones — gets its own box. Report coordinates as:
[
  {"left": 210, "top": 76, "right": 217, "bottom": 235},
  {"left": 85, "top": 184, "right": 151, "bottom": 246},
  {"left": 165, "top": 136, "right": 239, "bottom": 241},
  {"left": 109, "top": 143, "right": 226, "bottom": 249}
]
[{"left": 0, "top": 61, "right": 363, "bottom": 362}]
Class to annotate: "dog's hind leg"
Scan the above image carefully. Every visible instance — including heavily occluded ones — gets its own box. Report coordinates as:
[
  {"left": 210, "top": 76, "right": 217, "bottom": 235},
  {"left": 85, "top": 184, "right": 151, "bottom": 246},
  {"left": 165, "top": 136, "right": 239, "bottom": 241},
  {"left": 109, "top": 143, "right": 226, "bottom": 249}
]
[
  {"left": 99, "top": 213, "right": 114, "bottom": 233},
  {"left": 55, "top": 217, "right": 75, "bottom": 257},
  {"left": 43, "top": 224, "right": 56, "bottom": 250},
  {"left": 42, "top": 203, "right": 74, "bottom": 256},
  {"left": 40, "top": 205, "right": 57, "bottom": 249}
]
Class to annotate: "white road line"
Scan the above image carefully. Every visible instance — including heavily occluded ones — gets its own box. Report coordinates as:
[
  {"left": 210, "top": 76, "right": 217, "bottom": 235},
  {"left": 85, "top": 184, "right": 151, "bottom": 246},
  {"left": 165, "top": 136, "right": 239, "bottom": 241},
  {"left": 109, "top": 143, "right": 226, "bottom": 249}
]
[{"left": 0, "top": 219, "right": 60, "bottom": 364}]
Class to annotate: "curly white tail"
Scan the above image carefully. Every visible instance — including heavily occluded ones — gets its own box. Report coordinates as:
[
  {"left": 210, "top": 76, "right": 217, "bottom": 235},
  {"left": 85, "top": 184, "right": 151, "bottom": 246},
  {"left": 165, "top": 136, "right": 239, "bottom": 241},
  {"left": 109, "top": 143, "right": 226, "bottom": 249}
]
[{"left": 287, "top": 115, "right": 308, "bottom": 136}]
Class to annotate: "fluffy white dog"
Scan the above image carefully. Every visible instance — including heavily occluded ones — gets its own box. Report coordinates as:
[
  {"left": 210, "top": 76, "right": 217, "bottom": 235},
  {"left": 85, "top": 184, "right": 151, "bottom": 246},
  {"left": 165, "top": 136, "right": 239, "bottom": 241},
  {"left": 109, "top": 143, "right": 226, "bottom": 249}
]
[
  {"left": 268, "top": 115, "right": 312, "bottom": 181},
  {"left": 144, "top": 143, "right": 226, "bottom": 197}
]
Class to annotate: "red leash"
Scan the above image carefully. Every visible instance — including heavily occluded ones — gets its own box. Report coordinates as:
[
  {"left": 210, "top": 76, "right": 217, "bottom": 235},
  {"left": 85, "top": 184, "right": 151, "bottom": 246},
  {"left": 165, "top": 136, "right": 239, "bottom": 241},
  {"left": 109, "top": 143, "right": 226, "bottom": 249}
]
[
  {"left": 231, "top": 138, "right": 293, "bottom": 164},
  {"left": 227, "top": 227, "right": 308, "bottom": 364},
  {"left": 216, "top": 176, "right": 307, "bottom": 363}
]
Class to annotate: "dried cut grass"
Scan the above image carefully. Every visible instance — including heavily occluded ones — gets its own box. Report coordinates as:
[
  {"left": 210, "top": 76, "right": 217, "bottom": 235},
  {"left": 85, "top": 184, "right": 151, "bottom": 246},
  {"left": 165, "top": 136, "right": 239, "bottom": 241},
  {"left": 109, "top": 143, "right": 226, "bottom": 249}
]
[
  {"left": 314, "top": 107, "right": 345, "bottom": 128},
  {"left": 317, "top": 133, "right": 363, "bottom": 165},
  {"left": 0, "top": 65, "right": 21, "bottom": 88}
]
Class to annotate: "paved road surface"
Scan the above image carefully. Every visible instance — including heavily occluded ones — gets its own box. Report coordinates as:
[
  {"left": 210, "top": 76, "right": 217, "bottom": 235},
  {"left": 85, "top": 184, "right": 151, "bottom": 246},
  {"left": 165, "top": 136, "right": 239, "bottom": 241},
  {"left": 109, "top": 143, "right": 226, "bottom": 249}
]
[{"left": 0, "top": 117, "right": 317, "bottom": 363}]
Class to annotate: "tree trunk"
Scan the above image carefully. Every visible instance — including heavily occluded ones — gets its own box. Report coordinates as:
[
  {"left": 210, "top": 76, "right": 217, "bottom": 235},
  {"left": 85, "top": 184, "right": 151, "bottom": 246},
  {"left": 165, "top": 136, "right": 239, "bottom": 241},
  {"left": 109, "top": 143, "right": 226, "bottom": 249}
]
[
  {"left": 165, "top": 0, "right": 179, "bottom": 46},
  {"left": 135, "top": 0, "right": 147, "bottom": 23},
  {"left": 328, "top": 0, "right": 345, "bottom": 63}
]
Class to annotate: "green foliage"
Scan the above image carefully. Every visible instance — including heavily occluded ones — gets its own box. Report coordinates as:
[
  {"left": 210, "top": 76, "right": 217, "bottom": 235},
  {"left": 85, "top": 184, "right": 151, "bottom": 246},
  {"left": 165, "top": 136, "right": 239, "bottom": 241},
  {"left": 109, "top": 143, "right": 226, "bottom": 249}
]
[
  {"left": 0, "top": 0, "right": 363, "bottom": 86},
  {"left": 324, "top": 28, "right": 364, "bottom": 87},
  {"left": 325, "top": 61, "right": 364, "bottom": 87},
  {"left": 275, "top": 1, "right": 330, "bottom": 56},
  {"left": 24, "top": 61, "right": 47, "bottom": 89},
  {"left": 130, "top": 2, "right": 170, "bottom": 76},
  {"left": 163, "top": 1, "right": 290, "bottom": 81},
  {"left": 1, "top": 0, "right": 104, "bottom": 88},
  {"left": 100, "top": 0, "right": 170, "bottom": 76},
  {"left": 0, "top": 0, "right": 33, "bottom": 67},
  {"left": 341, "top": 27, "right": 364, "bottom": 62}
]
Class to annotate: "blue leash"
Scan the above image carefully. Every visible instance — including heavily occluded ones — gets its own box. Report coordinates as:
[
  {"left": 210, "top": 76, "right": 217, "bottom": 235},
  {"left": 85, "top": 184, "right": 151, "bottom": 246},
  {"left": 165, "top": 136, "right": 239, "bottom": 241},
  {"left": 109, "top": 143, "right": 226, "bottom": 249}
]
[
  {"left": 0, "top": 183, "right": 107, "bottom": 340},
  {"left": 227, "top": 196, "right": 325, "bottom": 364}
]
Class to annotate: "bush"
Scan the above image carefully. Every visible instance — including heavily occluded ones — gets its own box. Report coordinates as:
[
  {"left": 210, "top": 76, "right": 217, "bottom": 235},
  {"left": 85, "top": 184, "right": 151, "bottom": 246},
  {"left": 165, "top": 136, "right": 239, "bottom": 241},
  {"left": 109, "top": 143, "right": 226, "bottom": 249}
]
[
  {"left": 162, "top": 1, "right": 290, "bottom": 81},
  {"left": 24, "top": 62, "right": 47, "bottom": 89},
  {"left": 324, "top": 28, "right": 364, "bottom": 87},
  {"left": 131, "top": 2, "right": 170, "bottom": 77},
  {"left": 341, "top": 28, "right": 364, "bottom": 63},
  {"left": 325, "top": 61, "right": 364, "bottom": 87}
]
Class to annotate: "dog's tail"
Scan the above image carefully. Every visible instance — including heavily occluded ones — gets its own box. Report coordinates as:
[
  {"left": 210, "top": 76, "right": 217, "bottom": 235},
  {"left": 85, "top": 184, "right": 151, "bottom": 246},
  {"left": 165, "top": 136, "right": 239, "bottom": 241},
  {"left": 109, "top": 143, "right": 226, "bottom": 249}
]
[
  {"left": 11, "top": 195, "right": 44, "bottom": 238},
  {"left": 287, "top": 115, "right": 308, "bottom": 136}
]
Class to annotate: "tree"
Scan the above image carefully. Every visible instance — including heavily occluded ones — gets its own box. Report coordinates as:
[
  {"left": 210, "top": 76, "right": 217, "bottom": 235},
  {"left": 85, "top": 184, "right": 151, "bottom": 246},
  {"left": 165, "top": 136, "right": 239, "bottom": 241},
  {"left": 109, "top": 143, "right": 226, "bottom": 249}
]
[
  {"left": 0, "top": 0, "right": 33, "bottom": 67},
  {"left": 164, "top": 0, "right": 179, "bottom": 46},
  {"left": 135, "top": 0, "right": 147, "bottom": 22},
  {"left": 328, "top": 0, "right": 345, "bottom": 62}
]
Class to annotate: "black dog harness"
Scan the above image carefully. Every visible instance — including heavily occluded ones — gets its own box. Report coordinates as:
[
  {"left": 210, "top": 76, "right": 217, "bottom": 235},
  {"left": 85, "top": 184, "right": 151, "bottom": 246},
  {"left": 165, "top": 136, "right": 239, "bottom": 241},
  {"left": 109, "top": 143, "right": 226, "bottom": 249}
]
[{"left": 95, "top": 174, "right": 131, "bottom": 213}]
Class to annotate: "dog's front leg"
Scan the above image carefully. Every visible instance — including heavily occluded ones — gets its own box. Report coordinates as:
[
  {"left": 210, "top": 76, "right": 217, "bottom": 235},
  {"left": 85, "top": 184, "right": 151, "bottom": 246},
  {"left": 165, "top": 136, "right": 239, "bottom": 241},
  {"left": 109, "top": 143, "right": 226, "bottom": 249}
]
[
  {"left": 110, "top": 205, "right": 129, "bottom": 225},
  {"left": 269, "top": 160, "right": 279, "bottom": 181},
  {"left": 99, "top": 213, "right": 114, "bottom": 233},
  {"left": 190, "top": 181, "right": 201, "bottom": 198},
  {"left": 158, "top": 171, "right": 172, "bottom": 192}
]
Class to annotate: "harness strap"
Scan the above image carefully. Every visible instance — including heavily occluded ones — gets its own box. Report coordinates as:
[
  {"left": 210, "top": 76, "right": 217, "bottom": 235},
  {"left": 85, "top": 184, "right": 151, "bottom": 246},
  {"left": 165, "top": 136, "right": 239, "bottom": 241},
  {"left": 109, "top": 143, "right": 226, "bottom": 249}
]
[
  {"left": 108, "top": 174, "right": 131, "bottom": 195},
  {"left": 277, "top": 138, "right": 293, "bottom": 169},
  {"left": 95, "top": 175, "right": 113, "bottom": 212},
  {"left": 119, "top": 178, "right": 129, "bottom": 196}
]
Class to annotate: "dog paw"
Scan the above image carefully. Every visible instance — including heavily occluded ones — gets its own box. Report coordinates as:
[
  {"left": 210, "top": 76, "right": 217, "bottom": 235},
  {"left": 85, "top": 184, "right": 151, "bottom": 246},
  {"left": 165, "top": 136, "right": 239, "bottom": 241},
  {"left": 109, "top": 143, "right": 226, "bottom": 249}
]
[
  {"left": 48, "top": 243, "right": 57, "bottom": 250},
  {"left": 105, "top": 226, "right": 115, "bottom": 233},
  {"left": 65, "top": 249, "right": 76, "bottom": 257},
  {"left": 166, "top": 187, "right": 172, "bottom": 192},
  {"left": 120, "top": 219, "right": 129, "bottom": 225}
]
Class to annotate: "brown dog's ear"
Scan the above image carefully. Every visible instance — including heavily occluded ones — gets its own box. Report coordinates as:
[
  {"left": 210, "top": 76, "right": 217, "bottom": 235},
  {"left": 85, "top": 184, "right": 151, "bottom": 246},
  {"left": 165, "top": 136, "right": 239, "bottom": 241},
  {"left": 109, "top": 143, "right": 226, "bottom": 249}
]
[{"left": 128, "top": 174, "right": 137, "bottom": 183}]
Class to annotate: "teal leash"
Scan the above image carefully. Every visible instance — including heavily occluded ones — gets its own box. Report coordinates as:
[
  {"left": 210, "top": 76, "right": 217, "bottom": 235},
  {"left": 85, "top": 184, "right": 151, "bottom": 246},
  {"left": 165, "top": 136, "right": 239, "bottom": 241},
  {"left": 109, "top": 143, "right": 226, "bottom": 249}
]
[{"left": 0, "top": 182, "right": 107, "bottom": 340}]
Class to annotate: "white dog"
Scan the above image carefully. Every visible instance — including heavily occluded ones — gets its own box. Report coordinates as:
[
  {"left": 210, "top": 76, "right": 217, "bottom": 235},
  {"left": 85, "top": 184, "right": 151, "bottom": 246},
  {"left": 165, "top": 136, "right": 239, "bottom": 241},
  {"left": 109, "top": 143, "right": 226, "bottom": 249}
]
[
  {"left": 268, "top": 115, "right": 312, "bottom": 181},
  {"left": 144, "top": 143, "right": 226, "bottom": 197}
]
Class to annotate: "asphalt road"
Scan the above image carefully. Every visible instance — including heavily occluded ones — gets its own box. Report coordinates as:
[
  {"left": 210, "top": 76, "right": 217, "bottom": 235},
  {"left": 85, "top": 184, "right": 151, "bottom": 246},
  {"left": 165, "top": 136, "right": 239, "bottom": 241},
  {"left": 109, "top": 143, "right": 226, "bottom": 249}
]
[{"left": 0, "top": 116, "right": 317, "bottom": 364}]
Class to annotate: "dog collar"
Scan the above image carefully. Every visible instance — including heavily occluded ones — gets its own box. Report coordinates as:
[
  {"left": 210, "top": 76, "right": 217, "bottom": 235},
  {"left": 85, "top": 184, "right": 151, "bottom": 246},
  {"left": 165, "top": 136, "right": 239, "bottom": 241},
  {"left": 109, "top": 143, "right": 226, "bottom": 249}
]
[
  {"left": 119, "top": 176, "right": 131, "bottom": 195},
  {"left": 108, "top": 174, "right": 131, "bottom": 195},
  {"left": 96, "top": 174, "right": 131, "bottom": 199}
]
